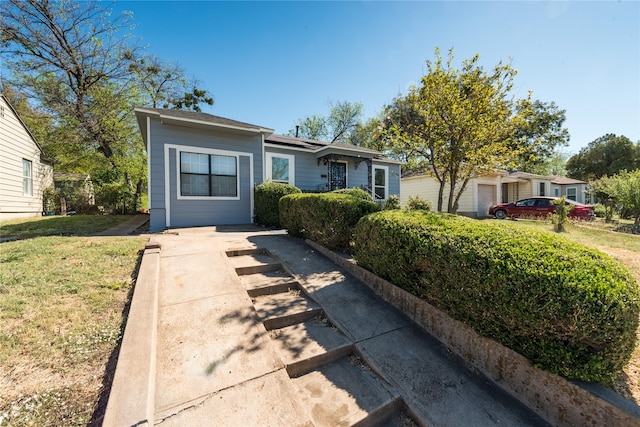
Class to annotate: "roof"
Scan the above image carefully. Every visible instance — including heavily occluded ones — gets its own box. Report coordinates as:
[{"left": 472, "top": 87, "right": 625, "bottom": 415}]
[
  {"left": 134, "top": 107, "right": 274, "bottom": 137},
  {"left": 551, "top": 176, "right": 587, "bottom": 185},
  {"left": 266, "top": 135, "right": 402, "bottom": 164},
  {"left": 1, "top": 94, "right": 52, "bottom": 164},
  {"left": 135, "top": 108, "right": 402, "bottom": 164}
]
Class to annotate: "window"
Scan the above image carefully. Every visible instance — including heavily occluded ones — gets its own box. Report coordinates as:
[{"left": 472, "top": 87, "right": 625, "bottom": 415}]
[
  {"left": 566, "top": 187, "right": 577, "bottom": 201},
  {"left": 554, "top": 187, "right": 560, "bottom": 197},
  {"left": 22, "top": 159, "right": 32, "bottom": 196},
  {"left": 539, "top": 182, "right": 545, "bottom": 196},
  {"left": 515, "top": 199, "right": 535, "bottom": 207},
  {"left": 266, "top": 153, "right": 294, "bottom": 185},
  {"left": 373, "top": 166, "right": 388, "bottom": 200},
  {"left": 180, "top": 152, "right": 237, "bottom": 197}
]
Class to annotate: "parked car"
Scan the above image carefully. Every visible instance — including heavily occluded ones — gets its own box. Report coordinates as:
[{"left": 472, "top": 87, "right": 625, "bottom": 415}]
[{"left": 489, "top": 196, "right": 595, "bottom": 220}]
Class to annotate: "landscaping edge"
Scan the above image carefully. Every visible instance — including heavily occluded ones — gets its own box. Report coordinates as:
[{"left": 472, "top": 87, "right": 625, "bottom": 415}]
[
  {"left": 305, "top": 238, "right": 640, "bottom": 427},
  {"left": 102, "top": 239, "right": 161, "bottom": 427}
]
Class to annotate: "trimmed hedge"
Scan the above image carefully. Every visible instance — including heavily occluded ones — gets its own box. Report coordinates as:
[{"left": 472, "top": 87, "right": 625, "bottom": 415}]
[
  {"left": 254, "top": 182, "right": 301, "bottom": 227},
  {"left": 331, "top": 187, "right": 374, "bottom": 201},
  {"left": 280, "top": 192, "right": 380, "bottom": 253},
  {"left": 354, "top": 210, "right": 640, "bottom": 382}
]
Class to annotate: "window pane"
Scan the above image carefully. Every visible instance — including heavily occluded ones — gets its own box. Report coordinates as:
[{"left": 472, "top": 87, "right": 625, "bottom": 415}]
[
  {"left": 181, "top": 152, "right": 209, "bottom": 174},
  {"left": 375, "top": 187, "right": 385, "bottom": 199},
  {"left": 271, "top": 157, "right": 289, "bottom": 182},
  {"left": 211, "top": 155, "right": 236, "bottom": 176},
  {"left": 23, "top": 159, "right": 32, "bottom": 196},
  {"left": 374, "top": 169, "right": 385, "bottom": 186},
  {"left": 181, "top": 174, "right": 209, "bottom": 196},
  {"left": 211, "top": 175, "right": 237, "bottom": 197}
]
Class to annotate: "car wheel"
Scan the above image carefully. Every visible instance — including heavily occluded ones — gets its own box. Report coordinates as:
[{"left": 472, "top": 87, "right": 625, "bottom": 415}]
[{"left": 494, "top": 210, "right": 507, "bottom": 220}]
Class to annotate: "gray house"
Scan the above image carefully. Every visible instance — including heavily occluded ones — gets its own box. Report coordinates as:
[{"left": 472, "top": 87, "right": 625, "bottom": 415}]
[
  {"left": 135, "top": 108, "right": 401, "bottom": 231},
  {"left": 0, "top": 94, "right": 54, "bottom": 221}
]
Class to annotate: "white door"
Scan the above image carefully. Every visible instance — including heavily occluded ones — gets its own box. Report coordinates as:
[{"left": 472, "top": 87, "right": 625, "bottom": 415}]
[{"left": 477, "top": 184, "right": 496, "bottom": 218}]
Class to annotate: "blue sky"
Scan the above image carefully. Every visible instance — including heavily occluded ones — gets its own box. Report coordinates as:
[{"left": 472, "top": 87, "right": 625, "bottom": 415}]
[{"left": 116, "top": 0, "right": 639, "bottom": 154}]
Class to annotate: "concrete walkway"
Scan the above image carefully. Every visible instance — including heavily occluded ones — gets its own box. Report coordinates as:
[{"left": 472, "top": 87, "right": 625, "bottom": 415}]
[
  {"left": 94, "top": 214, "right": 149, "bottom": 236},
  {"left": 103, "top": 226, "right": 640, "bottom": 426}
]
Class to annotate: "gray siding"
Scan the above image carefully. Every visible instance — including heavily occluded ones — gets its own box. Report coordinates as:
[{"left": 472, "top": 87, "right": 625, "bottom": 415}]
[
  {"left": 264, "top": 146, "right": 401, "bottom": 196},
  {"left": 147, "top": 117, "right": 262, "bottom": 230}
]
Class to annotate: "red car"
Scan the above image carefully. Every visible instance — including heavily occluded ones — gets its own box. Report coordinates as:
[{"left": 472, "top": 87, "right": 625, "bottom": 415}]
[{"left": 489, "top": 196, "right": 595, "bottom": 220}]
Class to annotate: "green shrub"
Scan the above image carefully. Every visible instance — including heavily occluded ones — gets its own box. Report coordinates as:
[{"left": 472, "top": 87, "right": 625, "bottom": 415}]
[
  {"left": 332, "top": 187, "right": 374, "bottom": 201},
  {"left": 593, "top": 203, "right": 606, "bottom": 218},
  {"left": 280, "top": 192, "right": 380, "bottom": 253},
  {"left": 405, "top": 195, "right": 432, "bottom": 211},
  {"left": 354, "top": 210, "right": 639, "bottom": 382},
  {"left": 551, "top": 196, "right": 573, "bottom": 232},
  {"left": 254, "top": 182, "right": 301, "bottom": 227},
  {"left": 382, "top": 194, "right": 401, "bottom": 210}
]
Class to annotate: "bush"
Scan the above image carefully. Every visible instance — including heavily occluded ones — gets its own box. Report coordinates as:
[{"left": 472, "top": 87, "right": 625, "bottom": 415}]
[
  {"left": 593, "top": 203, "right": 607, "bottom": 218},
  {"left": 551, "top": 196, "right": 573, "bottom": 232},
  {"left": 382, "top": 194, "right": 401, "bottom": 210},
  {"left": 254, "top": 182, "right": 301, "bottom": 227},
  {"left": 280, "top": 192, "right": 380, "bottom": 253},
  {"left": 405, "top": 195, "right": 432, "bottom": 211},
  {"left": 332, "top": 187, "right": 374, "bottom": 201},
  {"left": 354, "top": 210, "right": 639, "bottom": 382}
]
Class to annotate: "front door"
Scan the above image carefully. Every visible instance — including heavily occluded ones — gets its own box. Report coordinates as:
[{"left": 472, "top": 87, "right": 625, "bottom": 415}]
[{"left": 329, "top": 162, "right": 347, "bottom": 190}]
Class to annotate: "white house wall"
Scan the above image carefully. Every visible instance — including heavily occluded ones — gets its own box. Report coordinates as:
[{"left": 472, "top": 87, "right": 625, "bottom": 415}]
[
  {"left": 0, "top": 96, "right": 53, "bottom": 221},
  {"left": 401, "top": 174, "right": 500, "bottom": 217}
]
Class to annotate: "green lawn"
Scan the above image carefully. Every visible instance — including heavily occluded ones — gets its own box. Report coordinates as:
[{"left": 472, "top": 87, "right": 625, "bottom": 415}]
[{"left": 0, "top": 216, "right": 146, "bottom": 426}]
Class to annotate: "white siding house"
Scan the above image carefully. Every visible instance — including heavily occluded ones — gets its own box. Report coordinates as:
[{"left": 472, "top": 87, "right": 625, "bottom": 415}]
[
  {"left": 401, "top": 170, "right": 502, "bottom": 218},
  {"left": 550, "top": 176, "right": 591, "bottom": 204},
  {"left": 0, "top": 94, "right": 54, "bottom": 221},
  {"left": 400, "top": 170, "right": 588, "bottom": 218}
]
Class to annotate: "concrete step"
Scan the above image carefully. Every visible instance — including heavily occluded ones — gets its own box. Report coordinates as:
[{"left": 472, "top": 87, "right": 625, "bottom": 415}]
[
  {"left": 291, "top": 356, "right": 402, "bottom": 427},
  {"left": 240, "top": 270, "right": 300, "bottom": 297},
  {"left": 269, "top": 314, "right": 353, "bottom": 377},
  {"left": 228, "top": 253, "right": 282, "bottom": 275},
  {"left": 252, "top": 291, "right": 322, "bottom": 330}
]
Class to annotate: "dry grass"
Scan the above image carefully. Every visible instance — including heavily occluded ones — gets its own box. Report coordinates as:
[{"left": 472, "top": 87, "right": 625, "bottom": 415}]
[{"left": 0, "top": 216, "right": 145, "bottom": 426}]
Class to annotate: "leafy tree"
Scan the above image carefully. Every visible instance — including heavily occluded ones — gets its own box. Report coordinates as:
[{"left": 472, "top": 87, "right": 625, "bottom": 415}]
[
  {"left": 525, "top": 149, "right": 570, "bottom": 176},
  {"left": 566, "top": 134, "right": 639, "bottom": 181},
  {"left": 289, "top": 100, "right": 363, "bottom": 142},
  {"left": 590, "top": 175, "right": 620, "bottom": 222},
  {"left": 129, "top": 55, "right": 214, "bottom": 111},
  {"left": 382, "top": 48, "right": 531, "bottom": 213},
  {"left": 611, "top": 170, "right": 640, "bottom": 226},
  {"left": 512, "top": 99, "right": 570, "bottom": 172},
  {"left": 1, "top": 0, "right": 138, "bottom": 160}
]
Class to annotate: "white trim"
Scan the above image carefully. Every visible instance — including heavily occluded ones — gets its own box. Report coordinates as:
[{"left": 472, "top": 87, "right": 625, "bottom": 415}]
[
  {"left": 146, "top": 117, "right": 151, "bottom": 211},
  {"left": 163, "top": 143, "right": 254, "bottom": 228},
  {"left": 266, "top": 152, "right": 295, "bottom": 186},
  {"left": 373, "top": 165, "right": 389, "bottom": 200}
]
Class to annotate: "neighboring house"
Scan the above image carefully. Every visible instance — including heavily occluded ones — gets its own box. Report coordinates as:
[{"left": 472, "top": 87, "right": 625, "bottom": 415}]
[
  {"left": 401, "top": 169, "right": 502, "bottom": 218},
  {"left": 550, "top": 176, "right": 591, "bottom": 204},
  {"left": 0, "top": 94, "right": 54, "bottom": 221},
  {"left": 401, "top": 170, "right": 588, "bottom": 218},
  {"left": 134, "top": 108, "right": 402, "bottom": 231},
  {"left": 54, "top": 172, "right": 96, "bottom": 212},
  {"left": 500, "top": 172, "right": 554, "bottom": 204}
]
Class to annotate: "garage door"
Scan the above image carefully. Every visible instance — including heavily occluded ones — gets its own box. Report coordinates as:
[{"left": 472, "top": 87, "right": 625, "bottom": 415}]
[{"left": 477, "top": 185, "right": 496, "bottom": 218}]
